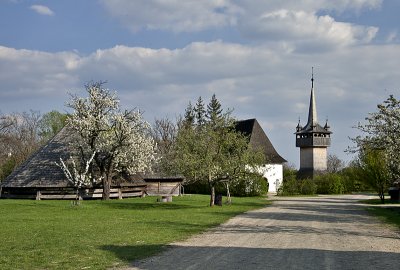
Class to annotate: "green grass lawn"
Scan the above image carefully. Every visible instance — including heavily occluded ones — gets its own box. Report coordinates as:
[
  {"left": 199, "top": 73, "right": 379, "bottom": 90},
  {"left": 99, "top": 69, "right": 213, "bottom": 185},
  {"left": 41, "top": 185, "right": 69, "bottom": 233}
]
[
  {"left": 361, "top": 198, "right": 400, "bottom": 230},
  {"left": 0, "top": 195, "right": 268, "bottom": 270}
]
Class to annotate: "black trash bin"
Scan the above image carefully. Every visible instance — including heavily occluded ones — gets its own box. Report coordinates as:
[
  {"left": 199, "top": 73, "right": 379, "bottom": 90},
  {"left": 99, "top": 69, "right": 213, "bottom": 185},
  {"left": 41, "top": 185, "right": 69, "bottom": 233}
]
[
  {"left": 388, "top": 187, "right": 400, "bottom": 202},
  {"left": 214, "top": 194, "right": 223, "bottom": 206}
]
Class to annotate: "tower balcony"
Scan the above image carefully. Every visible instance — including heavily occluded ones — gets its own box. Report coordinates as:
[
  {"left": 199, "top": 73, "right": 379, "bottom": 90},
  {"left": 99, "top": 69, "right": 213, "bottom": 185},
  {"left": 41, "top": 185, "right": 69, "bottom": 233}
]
[{"left": 296, "top": 136, "right": 331, "bottom": 147}]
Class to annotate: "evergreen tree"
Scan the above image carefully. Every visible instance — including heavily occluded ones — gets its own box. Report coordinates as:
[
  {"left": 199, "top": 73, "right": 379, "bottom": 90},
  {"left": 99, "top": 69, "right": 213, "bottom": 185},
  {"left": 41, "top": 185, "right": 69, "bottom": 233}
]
[
  {"left": 183, "top": 101, "right": 195, "bottom": 127},
  {"left": 174, "top": 96, "right": 265, "bottom": 206},
  {"left": 206, "top": 94, "right": 223, "bottom": 126},
  {"left": 194, "top": 96, "right": 206, "bottom": 127}
]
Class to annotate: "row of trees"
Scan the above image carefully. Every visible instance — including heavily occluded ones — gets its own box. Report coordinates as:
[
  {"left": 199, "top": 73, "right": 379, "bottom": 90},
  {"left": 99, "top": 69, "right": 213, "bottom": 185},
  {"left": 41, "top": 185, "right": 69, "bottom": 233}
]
[
  {"left": 45, "top": 83, "right": 265, "bottom": 205},
  {"left": 278, "top": 160, "right": 366, "bottom": 196},
  {"left": 153, "top": 95, "right": 265, "bottom": 206},
  {"left": 6, "top": 82, "right": 396, "bottom": 204},
  {"left": 0, "top": 110, "right": 66, "bottom": 181},
  {"left": 1, "top": 83, "right": 267, "bottom": 205}
]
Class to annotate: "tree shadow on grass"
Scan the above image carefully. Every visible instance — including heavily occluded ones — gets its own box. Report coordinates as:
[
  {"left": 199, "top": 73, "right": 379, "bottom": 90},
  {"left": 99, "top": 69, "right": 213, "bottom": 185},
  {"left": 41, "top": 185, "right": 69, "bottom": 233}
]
[
  {"left": 101, "top": 201, "right": 203, "bottom": 211},
  {"left": 101, "top": 244, "right": 165, "bottom": 264}
]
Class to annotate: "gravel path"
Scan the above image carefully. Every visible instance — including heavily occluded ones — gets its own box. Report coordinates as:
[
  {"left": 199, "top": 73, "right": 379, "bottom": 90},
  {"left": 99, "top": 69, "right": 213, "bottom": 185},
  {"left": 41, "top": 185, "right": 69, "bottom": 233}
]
[{"left": 127, "top": 194, "right": 400, "bottom": 270}]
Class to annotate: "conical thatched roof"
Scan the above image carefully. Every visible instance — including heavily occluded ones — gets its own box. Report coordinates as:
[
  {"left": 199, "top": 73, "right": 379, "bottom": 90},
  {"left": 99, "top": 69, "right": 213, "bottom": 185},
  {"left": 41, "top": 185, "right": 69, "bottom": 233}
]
[
  {"left": 1, "top": 127, "right": 74, "bottom": 188},
  {"left": 235, "top": 118, "right": 286, "bottom": 164}
]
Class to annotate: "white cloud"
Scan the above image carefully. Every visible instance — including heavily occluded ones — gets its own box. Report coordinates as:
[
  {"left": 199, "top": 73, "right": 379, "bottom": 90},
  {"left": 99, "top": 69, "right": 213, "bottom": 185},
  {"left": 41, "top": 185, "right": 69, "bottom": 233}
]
[
  {"left": 231, "top": 0, "right": 382, "bottom": 14},
  {"left": 1, "top": 41, "right": 399, "bottom": 166},
  {"left": 0, "top": 46, "right": 79, "bottom": 100},
  {"left": 100, "top": 0, "right": 241, "bottom": 32},
  {"left": 30, "top": 5, "right": 55, "bottom": 16},
  {"left": 241, "top": 9, "right": 378, "bottom": 51},
  {"left": 386, "top": 31, "right": 398, "bottom": 42},
  {"left": 100, "top": 0, "right": 381, "bottom": 52}
]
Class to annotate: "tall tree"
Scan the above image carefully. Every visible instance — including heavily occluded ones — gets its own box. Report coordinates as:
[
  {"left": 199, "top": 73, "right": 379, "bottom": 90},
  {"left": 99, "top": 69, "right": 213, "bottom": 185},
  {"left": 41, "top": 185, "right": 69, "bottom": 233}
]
[
  {"left": 0, "top": 111, "right": 42, "bottom": 181},
  {"left": 66, "top": 82, "right": 155, "bottom": 199},
  {"left": 351, "top": 95, "right": 400, "bottom": 181},
  {"left": 206, "top": 94, "right": 223, "bottom": 125},
  {"left": 183, "top": 102, "right": 195, "bottom": 128},
  {"left": 327, "top": 154, "right": 345, "bottom": 173},
  {"left": 356, "top": 148, "right": 391, "bottom": 203},
  {"left": 174, "top": 96, "right": 265, "bottom": 206},
  {"left": 38, "top": 110, "right": 67, "bottom": 141},
  {"left": 194, "top": 96, "right": 206, "bottom": 127},
  {"left": 151, "top": 117, "right": 177, "bottom": 174}
]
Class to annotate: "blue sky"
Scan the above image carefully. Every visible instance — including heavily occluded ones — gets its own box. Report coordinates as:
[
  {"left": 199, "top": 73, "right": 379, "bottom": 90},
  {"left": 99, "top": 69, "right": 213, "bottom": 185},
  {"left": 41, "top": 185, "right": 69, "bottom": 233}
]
[{"left": 0, "top": 0, "right": 399, "bottom": 167}]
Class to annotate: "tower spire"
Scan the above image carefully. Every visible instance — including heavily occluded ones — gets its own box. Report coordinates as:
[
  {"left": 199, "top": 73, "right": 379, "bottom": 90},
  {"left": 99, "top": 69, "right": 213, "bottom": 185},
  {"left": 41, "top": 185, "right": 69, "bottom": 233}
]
[
  {"left": 295, "top": 67, "right": 332, "bottom": 178},
  {"left": 307, "top": 67, "right": 318, "bottom": 128},
  {"left": 311, "top": 67, "right": 314, "bottom": 89}
]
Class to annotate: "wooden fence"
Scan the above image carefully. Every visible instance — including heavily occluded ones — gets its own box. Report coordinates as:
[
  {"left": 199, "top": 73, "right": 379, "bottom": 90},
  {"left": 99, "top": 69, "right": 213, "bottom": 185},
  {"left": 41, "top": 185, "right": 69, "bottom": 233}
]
[{"left": 0, "top": 185, "right": 147, "bottom": 200}]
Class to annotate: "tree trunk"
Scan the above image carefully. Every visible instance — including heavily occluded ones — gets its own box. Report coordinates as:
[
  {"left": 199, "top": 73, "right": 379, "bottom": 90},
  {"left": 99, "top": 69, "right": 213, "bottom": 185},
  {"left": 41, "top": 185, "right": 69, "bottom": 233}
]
[
  {"left": 102, "top": 173, "right": 111, "bottom": 200},
  {"left": 75, "top": 188, "right": 80, "bottom": 205},
  {"left": 378, "top": 184, "right": 385, "bottom": 204},
  {"left": 225, "top": 182, "right": 231, "bottom": 205},
  {"left": 379, "top": 192, "right": 385, "bottom": 204},
  {"left": 210, "top": 185, "right": 215, "bottom": 207},
  {"left": 208, "top": 172, "right": 215, "bottom": 207}
]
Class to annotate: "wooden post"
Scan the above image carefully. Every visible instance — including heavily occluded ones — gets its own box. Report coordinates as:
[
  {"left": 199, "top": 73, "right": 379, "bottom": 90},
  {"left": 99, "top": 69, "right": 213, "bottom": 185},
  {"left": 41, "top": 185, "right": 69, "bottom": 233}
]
[
  {"left": 36, "top": 190, "right": 41, "bottom": 200},
  {"left": 118, "top": 188, "right": 122, "bottom": 199}
]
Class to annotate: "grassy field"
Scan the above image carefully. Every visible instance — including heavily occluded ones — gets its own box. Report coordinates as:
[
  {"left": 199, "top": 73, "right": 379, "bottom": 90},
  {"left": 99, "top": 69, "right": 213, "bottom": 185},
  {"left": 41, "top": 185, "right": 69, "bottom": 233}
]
[
  {"left": 362, "top": 198, "right": 400, "bottom": 229},
  {"left": 0, "top": 195, "right": 268, "bottom": 270}
]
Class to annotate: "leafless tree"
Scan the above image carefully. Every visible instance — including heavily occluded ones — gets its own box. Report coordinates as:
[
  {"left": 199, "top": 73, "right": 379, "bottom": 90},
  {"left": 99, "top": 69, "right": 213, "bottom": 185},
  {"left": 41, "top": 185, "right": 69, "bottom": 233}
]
[
  {"left": 151, "top": 117, "right": 178, "bottom": 174},
  {"left": 0, "top": 111, "right": 43, "bottom": 180},
  {"left": 327, "top": 154, "right": 345, "bottom": 173}
]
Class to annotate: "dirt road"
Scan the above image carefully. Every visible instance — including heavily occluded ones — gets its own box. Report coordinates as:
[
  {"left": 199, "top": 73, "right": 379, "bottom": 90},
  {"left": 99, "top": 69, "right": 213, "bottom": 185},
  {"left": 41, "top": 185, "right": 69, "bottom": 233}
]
[{"left": 128, "top": 194, "right": 400, "bottom": 270}]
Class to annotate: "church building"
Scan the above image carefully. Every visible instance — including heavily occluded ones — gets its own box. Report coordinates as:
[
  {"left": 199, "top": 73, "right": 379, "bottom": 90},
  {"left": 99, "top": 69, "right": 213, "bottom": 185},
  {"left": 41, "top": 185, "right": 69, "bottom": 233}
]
[
  {"left": 236, "top": 118, "right": 286, "bottom": 192},
  {"left": 295, "top": 69, "right": 332, "bottom": 178}
]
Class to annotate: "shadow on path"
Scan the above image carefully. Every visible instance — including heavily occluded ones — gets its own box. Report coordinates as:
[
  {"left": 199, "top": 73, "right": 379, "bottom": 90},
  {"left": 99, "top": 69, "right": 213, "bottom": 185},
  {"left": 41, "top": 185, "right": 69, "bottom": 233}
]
[{"left": 105, "top": 245, "right": 399, "bottom": 270}]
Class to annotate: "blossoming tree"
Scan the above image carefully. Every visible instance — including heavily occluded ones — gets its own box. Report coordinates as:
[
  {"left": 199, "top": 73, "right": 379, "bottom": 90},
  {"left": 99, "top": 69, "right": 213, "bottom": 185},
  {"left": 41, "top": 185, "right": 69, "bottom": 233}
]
[{"left": 66, "top": 82, "right": 155, "bottom": 199}]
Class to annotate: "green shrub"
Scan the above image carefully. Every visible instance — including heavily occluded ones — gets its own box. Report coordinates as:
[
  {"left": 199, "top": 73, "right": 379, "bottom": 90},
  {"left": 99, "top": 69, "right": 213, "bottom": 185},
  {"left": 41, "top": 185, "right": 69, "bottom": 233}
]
[
  {"left": 314, "top": 173, "right": 345, "bottom": 194},
  {"left": 0, "top": 157, "right": 17, "bottom": 182},
  {"left": 299, "top": 178, "right": 317, "bottom": 195},
  {"left": 184, "top": 181, "right": 228, "bottom": 195},
  {"left": 340, "top": 166, "right": 368, "bottom": 192},
  {"left": 277, "top": 174, "right": 299, "bottom": 196},
  {"left": 184, "top": 174, "right": 268, "bottom": 197},
  {"left": 229, "top": 174, "right": 268, "bottom": 196}
]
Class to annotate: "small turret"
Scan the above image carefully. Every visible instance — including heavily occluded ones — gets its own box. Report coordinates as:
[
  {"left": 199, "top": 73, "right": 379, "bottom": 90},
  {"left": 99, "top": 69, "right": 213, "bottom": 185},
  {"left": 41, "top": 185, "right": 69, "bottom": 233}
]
[
  {"left": 296, "top": 118, "right": 302, "bottom": 132},
  {"left": 324, "top": 119, "right": 330, "bottom": 131}
]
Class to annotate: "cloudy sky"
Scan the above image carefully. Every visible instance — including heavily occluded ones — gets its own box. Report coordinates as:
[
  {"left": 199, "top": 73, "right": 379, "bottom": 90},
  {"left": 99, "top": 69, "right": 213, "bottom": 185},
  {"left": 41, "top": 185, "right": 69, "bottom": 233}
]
[{"left": 0, "top": 0, "right": 399, "bottom": 167}]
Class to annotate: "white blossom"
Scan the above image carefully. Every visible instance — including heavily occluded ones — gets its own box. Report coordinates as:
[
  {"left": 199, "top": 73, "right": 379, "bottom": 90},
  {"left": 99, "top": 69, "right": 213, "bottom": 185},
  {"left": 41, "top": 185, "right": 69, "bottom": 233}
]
[{"left": 64, "top": 82, "right": 156, "bottom": 199}]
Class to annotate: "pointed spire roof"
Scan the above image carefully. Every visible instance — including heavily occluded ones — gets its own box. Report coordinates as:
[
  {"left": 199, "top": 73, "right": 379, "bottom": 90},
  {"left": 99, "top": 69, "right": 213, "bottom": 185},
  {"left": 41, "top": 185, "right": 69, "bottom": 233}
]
[
  {"left": 296, "top": 68, "right": 331, "bottom": 135},
  {"left": 306, "top": 67, "right": 318, "bottom": 128}
]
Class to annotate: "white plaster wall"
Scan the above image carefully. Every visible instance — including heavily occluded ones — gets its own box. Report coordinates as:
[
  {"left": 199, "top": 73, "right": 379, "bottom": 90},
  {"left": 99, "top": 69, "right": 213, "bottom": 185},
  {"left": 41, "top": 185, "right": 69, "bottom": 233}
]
[
  {"left": 258, "top": 164, "right": 283, "bottom": 193},
  {"left": 246, "top": 164, "right": 283, "bottom": 193}
]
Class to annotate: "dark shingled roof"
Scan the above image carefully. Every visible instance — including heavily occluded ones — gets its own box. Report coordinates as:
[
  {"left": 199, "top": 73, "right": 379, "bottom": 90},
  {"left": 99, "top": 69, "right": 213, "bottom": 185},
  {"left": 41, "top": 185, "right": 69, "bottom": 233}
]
[
  {"left": 1, "top": 127, "right": 74, "bottom": 188},
  {"left": 235, "top": 118, "right": 286, "bottom": 164}
]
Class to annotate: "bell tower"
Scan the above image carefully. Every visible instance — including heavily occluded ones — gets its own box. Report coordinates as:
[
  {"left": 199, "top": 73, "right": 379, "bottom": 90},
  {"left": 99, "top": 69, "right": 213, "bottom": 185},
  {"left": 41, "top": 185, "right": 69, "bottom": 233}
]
[{"left": 295, "top": 68, "right": 332, "bottom": 178}]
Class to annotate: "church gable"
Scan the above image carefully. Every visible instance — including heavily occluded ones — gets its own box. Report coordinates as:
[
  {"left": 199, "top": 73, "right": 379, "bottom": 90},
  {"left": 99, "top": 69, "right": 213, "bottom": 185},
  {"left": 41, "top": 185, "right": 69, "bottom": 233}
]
[{"left": 235, "top": 118, "right": 286, "bottom": 164}]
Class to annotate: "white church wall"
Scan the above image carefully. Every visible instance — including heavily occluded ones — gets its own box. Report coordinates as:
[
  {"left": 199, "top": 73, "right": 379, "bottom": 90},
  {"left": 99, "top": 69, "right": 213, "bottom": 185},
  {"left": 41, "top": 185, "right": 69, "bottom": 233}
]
[
  {"left": 262, "top": 164, "right": 283, "bottom": 193},
  {"left": 250, "top": 164, "right": 283, "bottom": 193}
]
